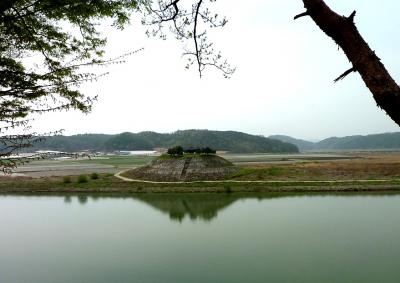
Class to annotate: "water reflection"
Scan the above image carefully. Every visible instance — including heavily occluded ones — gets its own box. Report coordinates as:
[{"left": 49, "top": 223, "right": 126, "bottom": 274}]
[
  {"left": 2, "top": 192, "right": 400, "bottom": 283},
  {"left": 134, "top": 194, "right": 239, "bottom": 222},
  {"left": 63, "top": 195, "right": 71, "bottom": 203},
  {"left": 59, "top": 193, "right": 241, "bottom": 221},
  {"left": 54, "top": 192, "right": 400, "bottom": 222}
]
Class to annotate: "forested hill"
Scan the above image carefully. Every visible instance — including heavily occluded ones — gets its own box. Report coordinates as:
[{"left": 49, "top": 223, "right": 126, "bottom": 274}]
[
  {"left": 32, "top": 130, "right": 299, "bottom": 153},
  {"left": 269, "top": 132, "right": 400, "bottom": 151},
  {"left": 314, "top": 132, "right": 400, "bottom": 150},
  {"left": 268, "top": 135, "right": 315, "bottom": 151},
  {"left": 31, "top": 134, "right": 113, "bottom": 152}
]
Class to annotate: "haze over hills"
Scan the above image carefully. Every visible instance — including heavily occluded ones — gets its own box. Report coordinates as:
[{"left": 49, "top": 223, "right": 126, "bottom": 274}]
[
  {"left": 269, "top": 135, "right": 315, "bottom": 151},
  {"left": 32, "top": 130, "right": 299, "bottom": 153},
  {"left": 31, "top": 130, "right": 400, "bottom": 153},
  {"left": 269, "top": 132, "right": 400, "bottom": 151}
]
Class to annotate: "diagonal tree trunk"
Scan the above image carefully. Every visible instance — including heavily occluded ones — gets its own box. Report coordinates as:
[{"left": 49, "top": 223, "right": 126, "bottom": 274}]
[{"left": 297, "top": 0, "right": 400, "bottom": 126}]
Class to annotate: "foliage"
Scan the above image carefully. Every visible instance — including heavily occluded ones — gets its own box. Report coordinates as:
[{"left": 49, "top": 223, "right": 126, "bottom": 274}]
[
  {"left": 77, "top": 174, "right": 88, "bottom": 183},
  {"left": 32, "top": 130, "right": 299, "bottom": 153},
  {"left": 167, "top": 145, "right": 183, "bottom": 156},
  {"left": 62, "top": 176, "right": 71, "bottom": 183},
  {"left": 223, "top": 185, "right": 232, "bottom": 193},
  {"left": 184, "top": 146, "right": 216, "bottom": 154},
  {"left": 30, "top": 134, "right": 112, "bottom": 152},
  {"left": 272, "top": 132, "right": 400, "bottom": 151},
  {"left": 269, "top": 135, "right": 315, "bottom": 151},
  {"left": 166, "top": 145, "right": 217, "bottom": 157},
  {"left": 0, "top": 0, "right": 140, "bottom": 172},
  {"left": 140, "top": 0, "right": 234, "bottom": 78},
  {"left": 0, "top": 0, "right": 237, "bottom": 173},
  {"left": 104, "top": 132, "right": 153, "bottom": 150},
  {"left": 314, "top": 133, "right": 400, "bottom": 150},
  {"left": 0, "top": 136, "right": 46, "bottom": 172},
  {"left": 90, "top": 172, "right": 99, "bottom": 180}
]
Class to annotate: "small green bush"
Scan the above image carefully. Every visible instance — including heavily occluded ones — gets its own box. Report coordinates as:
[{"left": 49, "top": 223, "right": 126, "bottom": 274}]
[
  {"left": 224, "top": 185, "right": 232, "bottom": 193},
  {"left": 77, "top": 175, "right": 88, "bottom": 183},
  {"left": 90, "top": 172, "right": 99, "bottom": 180},
  {"left": 63, "top": 176, "right": 71, "bottom": 183}
]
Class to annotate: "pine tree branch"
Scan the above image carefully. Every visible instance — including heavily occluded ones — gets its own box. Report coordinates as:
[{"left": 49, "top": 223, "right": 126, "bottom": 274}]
[{"left": 301, "top": 0, "right": 400, "bottom": 126}]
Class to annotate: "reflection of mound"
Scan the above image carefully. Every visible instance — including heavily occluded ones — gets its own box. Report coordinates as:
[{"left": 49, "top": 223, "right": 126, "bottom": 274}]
[
  {"left": 57, "top": 192, "right": 396, "bottom": 222},
  {"left": 134, "top": 194, "right": 241, "bottom": 222},
  {"left": 124, "top": 155, "right": 238, "bottom": 182}
]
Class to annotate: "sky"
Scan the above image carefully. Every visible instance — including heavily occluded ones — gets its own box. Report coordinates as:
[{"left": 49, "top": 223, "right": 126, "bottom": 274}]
[{"left": 32, "top": 0, "right": 400, "bottom": 141}]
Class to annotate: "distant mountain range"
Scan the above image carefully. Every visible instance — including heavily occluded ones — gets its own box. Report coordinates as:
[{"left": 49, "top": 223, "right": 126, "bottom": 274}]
[
  {"left": 31, "top": 130, "right": 299, "bottom": 153},
  {"left": 31, "top": 130, "right": 400, "bottom": 153},
  {"left": 269, "top": 132, "right": 400, "bottom": 151}
]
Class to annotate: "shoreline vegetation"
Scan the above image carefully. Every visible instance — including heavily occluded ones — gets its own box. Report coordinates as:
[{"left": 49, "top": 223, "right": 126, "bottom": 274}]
[{"left": 1, "top": 173, "right": 400, "bottom": 194}]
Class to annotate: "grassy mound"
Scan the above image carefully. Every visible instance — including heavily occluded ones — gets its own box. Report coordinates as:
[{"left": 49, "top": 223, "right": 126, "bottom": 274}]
[{"left": 123, "top": 154, "right": 238, "bottom": 182}]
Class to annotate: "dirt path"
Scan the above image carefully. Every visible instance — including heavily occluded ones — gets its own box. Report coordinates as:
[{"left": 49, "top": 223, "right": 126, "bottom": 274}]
[{"left": 114, "top": 170, "right": 400, "bottom": 185}]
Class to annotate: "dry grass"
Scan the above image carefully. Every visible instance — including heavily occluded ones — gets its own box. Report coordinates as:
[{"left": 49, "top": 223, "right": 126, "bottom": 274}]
[{"left": 234, "top": 153, "right": 400, "bottom": 181}]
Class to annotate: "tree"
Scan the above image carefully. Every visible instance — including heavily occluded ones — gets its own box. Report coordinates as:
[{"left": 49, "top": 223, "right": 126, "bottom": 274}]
[
  {"left": 143, "top": 0, "right": 400, "bottom": 125},
  {"left": 0, "top": 0, "right": 139, "bottom": 172},
  {"left": 140, "top": 0, "right": 234, "bottom": 78},
  {"left": 295, "top": 0, "right": 400, "bottom": 126},
  {"left": 0, "top": 0, "right": 232, "bottom": 172},
  {"left": 167, "top": 145, "right": 183, "bottom": 156},
  {"left": 2, "top": 0, "right": 399, "bottom": 171},
  {"left": 202, "top": 147, "right": 216, "bottom": 154},
  {"left": 184, "top": 147, "right": 216, "bottom": 154}
]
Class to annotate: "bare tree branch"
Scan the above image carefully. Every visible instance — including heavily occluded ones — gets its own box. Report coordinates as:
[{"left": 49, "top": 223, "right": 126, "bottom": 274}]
[
  {"left": 334, "top": 67, "right": 356, "bottom": 83},
  {"left": 141, "top": 0, "right": 235, "bottom": 78},
  {"left": 193, "top": 0, "right": 203, "bottom": 77},
  {"left": 294, "top": 11, "right": 310, "bottom": 20},
  {"left": 300, "top": 0, "right": 400, "bottom": 126}
]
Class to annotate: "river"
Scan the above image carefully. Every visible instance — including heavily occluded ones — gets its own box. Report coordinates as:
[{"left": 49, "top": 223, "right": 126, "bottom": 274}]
[{"left": 1, "top": 193, "right": 399, "bottom": 283}]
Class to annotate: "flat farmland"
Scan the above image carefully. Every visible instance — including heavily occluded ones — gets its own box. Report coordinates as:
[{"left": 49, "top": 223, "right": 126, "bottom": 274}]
[
  {"left": 7, "top": 152, "right": 400, "bottom": 181},
  {"left": 11, "top": 155, "right": 155, "bottom": 177},
  {"left": 221, "top": 152, "right": 360, "bottom": 165}
]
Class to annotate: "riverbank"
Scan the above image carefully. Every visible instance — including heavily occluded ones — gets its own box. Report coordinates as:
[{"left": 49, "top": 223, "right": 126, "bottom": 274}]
[
  {"left": 1, "top": 174, "right": 400, "bottom": 194},
  {"left": 2, "top": 152, "right": 400, "bottom": 194}
]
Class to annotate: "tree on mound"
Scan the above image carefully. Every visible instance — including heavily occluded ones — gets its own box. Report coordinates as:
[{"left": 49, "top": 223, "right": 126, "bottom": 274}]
[
  {"left": 167, "top": 146, "right": 216, "bottom": 156},
  {"left": 184, "top": 147, "right": 216, "bottom": 155},
  {"left": 167, "top": 146, "right": 183, "bottom": 156}
]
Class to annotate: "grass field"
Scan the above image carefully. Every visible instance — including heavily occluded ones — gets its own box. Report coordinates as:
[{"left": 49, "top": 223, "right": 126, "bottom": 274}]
[
  {"left": 227, "top": 152, "right": 400, "bottom": 181},
  {"left": 4, "top": 152, "right": 400, "bottom": 192},
  {"left": 23, "top": 155, "right": 155, "bottom": 168},
  {"left": 221, "top": 153, "right": 360, "bottom": 164},
  {"left": 2, "top": 151, "right": 400, "bottom": 193},
  {"left": 17, "top": 152, "right": 364, "bottom": 174},
  {"left": 63, "top": 155, "right": 155, "bottom": 167}
]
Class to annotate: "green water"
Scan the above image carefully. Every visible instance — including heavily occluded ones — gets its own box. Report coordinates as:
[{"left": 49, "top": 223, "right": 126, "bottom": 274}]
[{"left": 1, "top": 193, "right": 399, "bottom": 283}]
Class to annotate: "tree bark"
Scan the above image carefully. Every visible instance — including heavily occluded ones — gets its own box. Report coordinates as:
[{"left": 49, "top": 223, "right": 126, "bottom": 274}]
[{"left": 300, "top": 0, "right": 400, "bottom": 126}]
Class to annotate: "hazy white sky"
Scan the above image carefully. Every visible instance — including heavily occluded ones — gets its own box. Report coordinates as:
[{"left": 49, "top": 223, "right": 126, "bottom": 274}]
[{"left": 32, "top": 0, "right": 400, "bottom": 140}]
